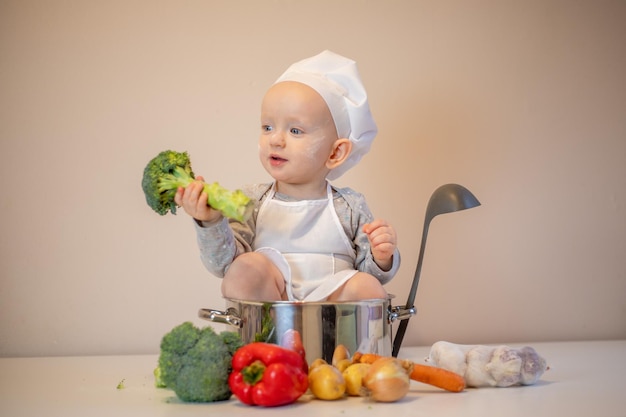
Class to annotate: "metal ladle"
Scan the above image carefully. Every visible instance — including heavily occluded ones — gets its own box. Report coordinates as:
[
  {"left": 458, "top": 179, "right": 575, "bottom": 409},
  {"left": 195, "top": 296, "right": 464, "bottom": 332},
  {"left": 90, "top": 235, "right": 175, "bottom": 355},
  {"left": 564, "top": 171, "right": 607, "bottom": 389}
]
[{"left": 392, "top": 183, "right": 481, "bottom": 357}]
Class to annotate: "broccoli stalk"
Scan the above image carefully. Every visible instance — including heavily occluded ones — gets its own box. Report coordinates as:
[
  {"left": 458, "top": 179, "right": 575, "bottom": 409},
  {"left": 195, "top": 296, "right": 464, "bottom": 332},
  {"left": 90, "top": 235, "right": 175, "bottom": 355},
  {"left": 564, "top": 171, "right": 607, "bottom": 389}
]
[
  {"left": 157, "top": 322, "right": 243, "bottom": 402},
  {"left": 141, "top": 150, "right": 253, "bottom": 222}
]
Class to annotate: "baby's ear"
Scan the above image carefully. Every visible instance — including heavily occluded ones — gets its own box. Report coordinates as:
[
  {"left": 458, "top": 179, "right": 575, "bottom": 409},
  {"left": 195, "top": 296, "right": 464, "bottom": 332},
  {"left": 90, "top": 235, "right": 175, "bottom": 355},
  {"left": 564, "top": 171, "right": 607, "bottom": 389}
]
[{"left": 326, "top": 138, "right": 352, "bottom": 170}]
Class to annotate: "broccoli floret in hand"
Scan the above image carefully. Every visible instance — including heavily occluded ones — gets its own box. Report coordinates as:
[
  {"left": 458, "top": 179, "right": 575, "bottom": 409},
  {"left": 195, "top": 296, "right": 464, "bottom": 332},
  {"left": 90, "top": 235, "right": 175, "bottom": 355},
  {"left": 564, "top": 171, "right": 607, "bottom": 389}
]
[
  {"left": 157, "top": 321, "right": 243, "bottom": 402},
  {"left": 141, "top": 150, "right": 253, "bottom": 222}
]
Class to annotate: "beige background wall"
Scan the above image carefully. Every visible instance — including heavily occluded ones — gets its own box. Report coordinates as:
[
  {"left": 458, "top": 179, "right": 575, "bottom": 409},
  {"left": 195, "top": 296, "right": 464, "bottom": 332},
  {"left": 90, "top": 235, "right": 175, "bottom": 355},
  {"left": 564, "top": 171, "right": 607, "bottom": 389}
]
[{"left": 1, "top": 0, "right": 624, "bottom": 357}]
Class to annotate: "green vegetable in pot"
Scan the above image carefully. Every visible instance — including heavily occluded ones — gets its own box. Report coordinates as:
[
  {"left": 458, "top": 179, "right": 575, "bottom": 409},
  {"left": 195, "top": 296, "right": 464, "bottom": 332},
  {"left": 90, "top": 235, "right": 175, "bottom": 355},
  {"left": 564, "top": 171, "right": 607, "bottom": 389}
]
[
  {"left": 254, "top": 303, "right": 277, "bottom": 343},
  {"left": 156, "top": 321, "right": 243, "bottom": 402},
  {"left": 141, "top": 149, "right": 253, "bottom": 221}
]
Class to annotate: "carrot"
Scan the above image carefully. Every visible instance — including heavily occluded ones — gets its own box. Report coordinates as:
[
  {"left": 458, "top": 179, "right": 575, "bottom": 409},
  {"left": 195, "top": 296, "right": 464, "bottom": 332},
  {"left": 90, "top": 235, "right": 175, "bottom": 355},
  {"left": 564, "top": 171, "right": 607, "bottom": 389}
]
[
  {"left": 352, "top": 352, "right": 466, "bottom": 392},
  {"left": 409, "top": 363, "right": 466, "bottom": 392}
]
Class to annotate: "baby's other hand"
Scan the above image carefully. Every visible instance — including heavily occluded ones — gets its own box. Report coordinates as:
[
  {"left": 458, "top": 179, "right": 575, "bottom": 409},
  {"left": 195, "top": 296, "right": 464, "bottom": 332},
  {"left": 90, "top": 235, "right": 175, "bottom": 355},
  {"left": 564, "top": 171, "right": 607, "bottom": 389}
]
[
  {"left": 363, "top": 219, "right": 397, "bottom": 271},
  {"left": 174, "top": 176, "right": 223, "bottom": 223}
]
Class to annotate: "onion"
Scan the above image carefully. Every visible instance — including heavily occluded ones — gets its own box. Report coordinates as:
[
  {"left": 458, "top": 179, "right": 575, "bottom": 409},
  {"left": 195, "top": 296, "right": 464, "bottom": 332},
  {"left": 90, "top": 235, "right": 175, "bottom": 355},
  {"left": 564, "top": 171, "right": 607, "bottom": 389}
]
[{"left": 362, "top": 357, "right": 410, "bottom": 402}]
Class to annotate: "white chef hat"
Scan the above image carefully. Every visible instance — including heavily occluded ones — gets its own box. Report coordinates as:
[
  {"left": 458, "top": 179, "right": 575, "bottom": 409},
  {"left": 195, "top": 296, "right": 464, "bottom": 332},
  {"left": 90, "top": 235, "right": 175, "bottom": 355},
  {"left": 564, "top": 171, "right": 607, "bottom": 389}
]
[{"left": 274, "top": 50, "right": 377, "bottom": 180}]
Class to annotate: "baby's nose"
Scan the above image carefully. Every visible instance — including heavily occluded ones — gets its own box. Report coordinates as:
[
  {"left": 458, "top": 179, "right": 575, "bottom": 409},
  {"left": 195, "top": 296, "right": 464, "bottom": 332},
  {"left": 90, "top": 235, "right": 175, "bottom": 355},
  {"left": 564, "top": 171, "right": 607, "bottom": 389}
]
[{"left": 269, "top": 130, "right": 286, "bottom": 146}]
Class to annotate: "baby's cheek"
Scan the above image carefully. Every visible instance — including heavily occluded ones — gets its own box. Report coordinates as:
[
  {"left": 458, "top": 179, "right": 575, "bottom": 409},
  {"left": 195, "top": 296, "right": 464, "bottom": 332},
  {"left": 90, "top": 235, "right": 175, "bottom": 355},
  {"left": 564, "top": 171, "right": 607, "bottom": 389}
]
[{"left": 303, "top": 138, "right": 327, "bottom": 161}]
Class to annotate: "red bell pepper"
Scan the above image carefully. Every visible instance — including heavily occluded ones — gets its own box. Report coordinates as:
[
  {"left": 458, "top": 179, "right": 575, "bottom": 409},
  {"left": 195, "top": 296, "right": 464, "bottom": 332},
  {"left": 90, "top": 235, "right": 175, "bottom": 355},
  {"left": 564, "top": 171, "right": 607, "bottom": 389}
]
[{"left": 229, "top": 342, "right": 309, "bottom": 407}]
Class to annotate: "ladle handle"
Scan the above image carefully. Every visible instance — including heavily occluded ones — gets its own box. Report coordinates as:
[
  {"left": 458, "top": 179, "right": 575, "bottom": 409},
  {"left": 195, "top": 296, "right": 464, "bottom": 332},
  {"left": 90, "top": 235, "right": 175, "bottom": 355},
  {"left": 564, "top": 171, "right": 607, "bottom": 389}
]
[
  {"left": 392, "top": 212, "right": 432, "bottom": 357},
  {"left": 392, "top": 183, "right": 481, "bottom": 357}
]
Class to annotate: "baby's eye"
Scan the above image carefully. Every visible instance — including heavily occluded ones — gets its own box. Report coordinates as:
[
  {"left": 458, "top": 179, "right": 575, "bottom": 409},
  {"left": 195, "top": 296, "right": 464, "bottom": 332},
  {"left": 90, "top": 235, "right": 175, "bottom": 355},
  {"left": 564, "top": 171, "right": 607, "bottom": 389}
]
[
  {"left": 262, "top": 125, "right": 273, "bottom": 132},
  {"left": 290, "top": 127, "right": 303, "bottom": 135}
]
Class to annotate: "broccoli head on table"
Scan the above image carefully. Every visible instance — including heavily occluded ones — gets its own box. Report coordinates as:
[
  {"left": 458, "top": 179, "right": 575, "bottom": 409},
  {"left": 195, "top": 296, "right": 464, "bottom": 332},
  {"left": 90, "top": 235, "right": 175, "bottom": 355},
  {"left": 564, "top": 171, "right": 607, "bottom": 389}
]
[
  {"left": 141, "top": 150, "right": 253, "bottom": 222},
  {"left": 157, "top": 321, "right": 243, "bottom": 402}
]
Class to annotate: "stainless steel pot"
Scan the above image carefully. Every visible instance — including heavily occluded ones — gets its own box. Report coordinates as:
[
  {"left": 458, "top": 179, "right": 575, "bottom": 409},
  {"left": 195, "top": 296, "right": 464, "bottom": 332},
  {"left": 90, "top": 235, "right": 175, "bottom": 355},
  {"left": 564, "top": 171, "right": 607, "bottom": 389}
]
[
  {"left": 199, "top": 296, "right": 414, "bottom": 363},
  {"left": 198, "top": 183, "right": 480, "bottom": 361}
]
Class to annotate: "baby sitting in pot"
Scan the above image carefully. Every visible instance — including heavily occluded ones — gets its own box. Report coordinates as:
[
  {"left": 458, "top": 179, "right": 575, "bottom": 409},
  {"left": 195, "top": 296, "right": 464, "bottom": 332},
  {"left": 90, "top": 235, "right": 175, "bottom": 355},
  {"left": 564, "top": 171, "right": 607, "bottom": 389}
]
[{"left": 175, "top": 50, "right": 400, "bottom": 302}]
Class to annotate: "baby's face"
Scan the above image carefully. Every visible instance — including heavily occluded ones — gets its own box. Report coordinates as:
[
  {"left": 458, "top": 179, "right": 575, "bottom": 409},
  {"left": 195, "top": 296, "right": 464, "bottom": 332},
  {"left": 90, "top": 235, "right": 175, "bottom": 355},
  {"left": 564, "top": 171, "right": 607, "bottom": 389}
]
[{"left": 259, "top": 81, "right": 339, "bottom": 193}]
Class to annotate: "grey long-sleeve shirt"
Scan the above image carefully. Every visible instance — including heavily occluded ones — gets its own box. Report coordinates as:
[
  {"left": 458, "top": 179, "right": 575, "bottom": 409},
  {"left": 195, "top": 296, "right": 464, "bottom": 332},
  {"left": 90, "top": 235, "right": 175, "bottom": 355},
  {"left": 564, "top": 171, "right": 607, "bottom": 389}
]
[{"left": 194, "top": 182, "right": 400, "bottom": 284}]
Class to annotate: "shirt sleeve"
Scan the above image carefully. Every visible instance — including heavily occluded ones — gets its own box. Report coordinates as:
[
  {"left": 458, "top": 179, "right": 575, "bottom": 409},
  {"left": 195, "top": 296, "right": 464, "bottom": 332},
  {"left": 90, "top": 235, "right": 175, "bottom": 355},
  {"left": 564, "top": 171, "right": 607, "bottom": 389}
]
[
  {"left": 194, "top": 217, "right": 238, "bottom": 277},
  {"left": 193, "top": 183, "right": 269, "bottom": 277},
  {"left": 333, "top": 187, "right": 401, "bottom": 285}
]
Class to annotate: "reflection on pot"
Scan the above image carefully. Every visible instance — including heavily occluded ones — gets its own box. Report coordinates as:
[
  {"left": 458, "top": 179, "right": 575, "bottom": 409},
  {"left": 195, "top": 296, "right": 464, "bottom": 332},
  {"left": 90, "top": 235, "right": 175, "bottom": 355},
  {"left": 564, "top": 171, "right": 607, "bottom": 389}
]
[{"left": 201, "top": 298, "right": 396, "bottom": 363}]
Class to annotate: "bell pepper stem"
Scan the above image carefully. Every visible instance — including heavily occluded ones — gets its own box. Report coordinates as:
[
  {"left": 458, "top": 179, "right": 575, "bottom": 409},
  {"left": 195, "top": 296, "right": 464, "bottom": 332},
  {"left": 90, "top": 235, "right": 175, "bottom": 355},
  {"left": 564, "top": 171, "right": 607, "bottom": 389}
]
[{"left": 241, "top": 360, "right": 266, "bottom": 385}]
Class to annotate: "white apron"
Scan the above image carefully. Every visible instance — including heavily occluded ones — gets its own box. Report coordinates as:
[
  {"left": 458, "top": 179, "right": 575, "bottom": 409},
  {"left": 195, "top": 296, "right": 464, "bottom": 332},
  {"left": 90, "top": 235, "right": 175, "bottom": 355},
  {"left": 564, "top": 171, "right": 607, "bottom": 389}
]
[{"left": 254, "top": 182, "right": 358, "bottom": 301}]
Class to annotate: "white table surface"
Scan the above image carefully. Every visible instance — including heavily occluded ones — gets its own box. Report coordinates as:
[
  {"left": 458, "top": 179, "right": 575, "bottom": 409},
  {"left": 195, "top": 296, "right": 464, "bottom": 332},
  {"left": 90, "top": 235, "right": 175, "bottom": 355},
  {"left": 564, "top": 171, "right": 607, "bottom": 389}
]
[{"left": 1, "top": 340, "right": 625, "bottom": 417}]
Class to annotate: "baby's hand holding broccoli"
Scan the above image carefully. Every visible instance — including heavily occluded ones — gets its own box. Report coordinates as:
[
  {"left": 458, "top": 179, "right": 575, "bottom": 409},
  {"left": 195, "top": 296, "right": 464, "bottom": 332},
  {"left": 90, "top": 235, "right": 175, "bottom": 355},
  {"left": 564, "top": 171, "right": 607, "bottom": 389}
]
[
  {"left": 175, "top": 177, "right": 223, "bottom": 223},
  {"left": 141, "top": 150, "right": 253, "bottom": 222}
]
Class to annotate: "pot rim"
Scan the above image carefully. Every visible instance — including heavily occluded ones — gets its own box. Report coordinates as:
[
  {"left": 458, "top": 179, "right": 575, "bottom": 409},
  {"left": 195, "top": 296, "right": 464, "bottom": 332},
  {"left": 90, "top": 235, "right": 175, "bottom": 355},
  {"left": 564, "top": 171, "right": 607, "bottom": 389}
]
[{"left": 224, "top": 294, "right": 395, "bottom": 307}]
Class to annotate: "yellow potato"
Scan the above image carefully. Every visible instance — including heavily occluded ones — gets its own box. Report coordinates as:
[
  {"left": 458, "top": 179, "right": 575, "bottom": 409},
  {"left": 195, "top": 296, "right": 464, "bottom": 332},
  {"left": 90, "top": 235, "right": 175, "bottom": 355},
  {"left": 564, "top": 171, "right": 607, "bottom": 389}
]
[
  {"left": 335, "top": 358, "right": 352, "bottom": 373},
  {"left": 332, "top": 344, "right": 350, "bottom": 367},
  {"left": 308, "top": 358, "right": 328, "bottom": 371},
  {"left": 342, "top": 363, "right": 371, "bottom": 396},
  {"left": 308, "top": 363, "right": 346, "bottom": 400}
]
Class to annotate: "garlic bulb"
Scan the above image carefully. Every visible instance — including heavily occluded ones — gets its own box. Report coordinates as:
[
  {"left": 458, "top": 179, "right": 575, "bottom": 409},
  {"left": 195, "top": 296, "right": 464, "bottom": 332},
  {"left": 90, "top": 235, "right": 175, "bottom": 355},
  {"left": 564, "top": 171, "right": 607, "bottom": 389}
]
[{"left": 425, "top": 341, "right": 548, "bottom": 387}]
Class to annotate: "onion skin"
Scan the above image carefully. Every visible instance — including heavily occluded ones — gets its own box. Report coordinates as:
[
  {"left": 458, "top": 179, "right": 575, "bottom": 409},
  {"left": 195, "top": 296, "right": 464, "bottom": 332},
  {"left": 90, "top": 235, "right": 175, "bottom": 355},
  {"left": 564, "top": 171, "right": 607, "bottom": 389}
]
[{"left": 362, "top": 358, "right": 410, "bottom": 402}]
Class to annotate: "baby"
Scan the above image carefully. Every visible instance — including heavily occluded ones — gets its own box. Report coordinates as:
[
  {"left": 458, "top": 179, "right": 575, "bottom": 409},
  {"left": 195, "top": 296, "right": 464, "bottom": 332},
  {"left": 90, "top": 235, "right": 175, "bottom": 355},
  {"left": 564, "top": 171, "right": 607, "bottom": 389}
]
[{"left": 175, "top": 50, "right": 400, "bottom": 302}]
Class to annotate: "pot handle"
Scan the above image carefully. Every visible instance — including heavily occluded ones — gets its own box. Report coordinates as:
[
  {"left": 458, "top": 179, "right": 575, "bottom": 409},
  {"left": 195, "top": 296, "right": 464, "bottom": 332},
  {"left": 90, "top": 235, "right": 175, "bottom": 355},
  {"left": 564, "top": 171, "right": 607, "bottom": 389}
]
[
  {"left": 198, "top": 307, "right": 243, "bottom": 328},
  {"left": 389, "top": 305, "right": 416, "bottom": 323}
]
